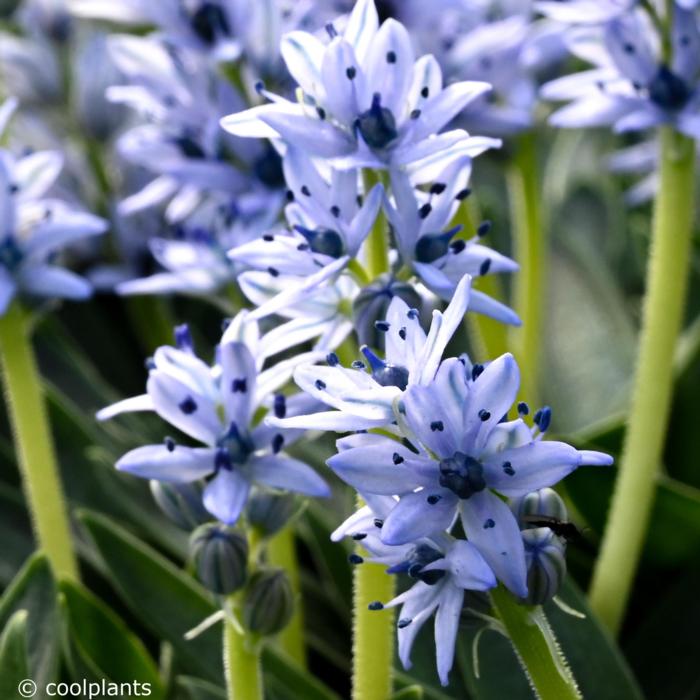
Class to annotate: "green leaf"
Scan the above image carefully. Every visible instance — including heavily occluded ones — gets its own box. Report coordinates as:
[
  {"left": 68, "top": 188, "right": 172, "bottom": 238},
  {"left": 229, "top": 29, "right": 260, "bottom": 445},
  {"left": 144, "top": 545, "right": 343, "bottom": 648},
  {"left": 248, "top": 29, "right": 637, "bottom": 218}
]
[
  {"left": 625, "top": 567, "right": 700, "bottom": 700},
  {"left": 175, "top": 676, "right": 226, "bottom": 700},
  {"left": 0, "top": 483, "right": 33, "bottom": 587},
  {"left": 545, "top": 578, "right": 643, "bottom": 700},
  {"left": 0, "top": 610, "right": 30, "bottom": 700},
  {"left": 0, "top": 553, "right": 59, "bottom": 688},
  {"left": 77, "top": 509, "right": 223, "bottom": 683},
  {"left": 59, "top": 580, "right": 164, "bottom": 698},
  {"left": 390, "top": 685, "right": 425, "bottom": 699},
  {"left": 78, "top": 509, "right": 340, "bottom": 700}
]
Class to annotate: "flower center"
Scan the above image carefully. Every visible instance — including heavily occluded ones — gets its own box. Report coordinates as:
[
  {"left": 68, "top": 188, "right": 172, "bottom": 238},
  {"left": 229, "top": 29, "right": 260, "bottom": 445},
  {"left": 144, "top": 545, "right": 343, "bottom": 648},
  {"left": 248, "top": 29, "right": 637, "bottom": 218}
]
[
  {"left": 0, "top": 237, "right": 22, "bottom": 272},
  {"left": 217, "top": 421, "right": 253, "bottom": 469},
  {"left": 648, "top": 65, "right": 691, "bottom": 110},
  {"left": 356, "top": 93, "right": 398, "bottom": 150},
  {"left": 414, "top": 226, "right": 461, "bottom": 263},
  {"left": 253, "top": 146, "right": 284, "bottom": 188},
  {"left": 295, "top": 226, "right": 346, "bottom": 258},
  {"left": 407, "top": 544, "right": 445, "bottom": 585},
  {"left": 361, "top": 345, "right": 409, "bottom": 390},
  {"left": 439, "top": 452, "right": 486, "bottom": 499},
  {"left": 190, "top": 2, "right": 231, "bottom": 45}
]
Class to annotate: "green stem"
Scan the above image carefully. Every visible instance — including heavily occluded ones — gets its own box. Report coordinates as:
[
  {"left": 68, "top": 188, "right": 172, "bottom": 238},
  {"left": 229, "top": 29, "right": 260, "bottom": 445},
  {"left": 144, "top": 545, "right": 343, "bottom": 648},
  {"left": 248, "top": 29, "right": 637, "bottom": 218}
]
[
  {"left": 363, "top": 171, "right": 389, "bottom": 278},
  {"left": 490, "top": 586, "right": 581, "bottom": 700},
  {"left": 352, "top": 499, "right": 395, "bottom": 700},
  {"left": 450, "top": 198, "right": 510, "bottom": 360},
  {"left": 223, "top": 606, "right": 263, "bottom": 700},
  {"left": 507, "top": 132, "right": 545, "bottom": 406},
  {"left": 267, "top": 527, "right": 307, "bottom": 667},
  {"left": 589, "top": 127, "right": 696, "bottom": 634},
  {"left": 0, "top": 303, "right": 79, "bottom": 581}
]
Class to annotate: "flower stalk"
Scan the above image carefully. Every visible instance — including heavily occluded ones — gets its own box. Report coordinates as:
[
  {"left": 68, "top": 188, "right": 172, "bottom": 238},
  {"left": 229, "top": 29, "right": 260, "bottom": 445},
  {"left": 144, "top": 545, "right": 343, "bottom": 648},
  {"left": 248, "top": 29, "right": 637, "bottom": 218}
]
[
  {"left": 490, "top": 585, "right": 581, "bottom": 700},
  {"left": 507, "top": 132, "right": 545, "bottom": 406},
  {"left": 223, "top": 604, "right": 263, "bottom": 700},
  {"left": 351, "top": 523, "right": 396, "bottom": 700},
  {"left": 589, "top": 127, "right": 696, "bottom": 634},
  {"left": 0, "top": 302, "right": 79, "bottom": 581}
]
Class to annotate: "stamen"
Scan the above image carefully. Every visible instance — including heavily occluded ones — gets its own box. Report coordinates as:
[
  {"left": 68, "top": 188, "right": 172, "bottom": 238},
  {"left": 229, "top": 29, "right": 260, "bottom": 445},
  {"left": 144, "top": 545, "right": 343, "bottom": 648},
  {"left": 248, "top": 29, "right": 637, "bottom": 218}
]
[
  {"left": 273, "top": 394, "right": 286, "bottom": 419},
  {"left": 315, "top": 379, "right": 327, "bottom": 390}
]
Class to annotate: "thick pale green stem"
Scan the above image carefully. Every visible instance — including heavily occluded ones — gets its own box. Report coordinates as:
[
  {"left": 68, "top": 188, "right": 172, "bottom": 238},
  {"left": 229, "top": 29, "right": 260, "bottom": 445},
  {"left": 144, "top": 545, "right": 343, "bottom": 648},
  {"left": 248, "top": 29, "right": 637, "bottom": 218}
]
[
  {"left": 0, "top": 303, "right": 78, "bottom": 581},
  {"left": 507, "top": 132, "right": 545, "bottom": 406},
  {"left": 451, "top": 198, "right": 510, "bottom": 359},
  {"left": 267, "top": 527, "right": 306, "bottom": 667},
  {"left": 363, "top": 170, "right": 389, "bottom": 279},
  {"left": 490, "top": 586, "right": 581, "bottom": 700},
  {"left": 223, "top": 608, "right": 263, "bottom": 700},
  {"left": 352, "top": 534, "right": 395, "bottom": 700},
  {"left": 589, "top": 128, "right": 696, "bottom": 634}
]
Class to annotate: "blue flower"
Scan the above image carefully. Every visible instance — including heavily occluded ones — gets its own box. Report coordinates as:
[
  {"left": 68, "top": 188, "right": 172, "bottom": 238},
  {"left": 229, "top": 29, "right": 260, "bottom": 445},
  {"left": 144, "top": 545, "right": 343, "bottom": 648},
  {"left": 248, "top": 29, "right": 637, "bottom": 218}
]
[
  {"left": 267, "top": 274, "right": 472, "bottom": 432},
  {"left": 0, "top": 146, "right": 107, "bottom": 315},
  {"left": 386, "top": 158, "right": 520, "bottom": 325},
  {"left": 326, "top": 354, "right": 613, "bottom": 596},
  {"left": 107, "top": 35, "right": 282, "bottom": 222},
  {"left": 221, "top": 0, "right": 492, "bottom": 170},
  {"left": 229, "top": 145, "right": 383, "bottom": 277},
  {"left": 332, "top": 495, "right": 496, "bottom": 686},
  {"left": 537, "top": 1, "right": 700, "bottom": 24},
  {"left": 238, "top": 270, "right": 358, "bottom": 352},
  {"left": 98, "top": 315, "right": 330, "bottom": 525},
  {"left": 542, "top": 6, "right": 700, "bottom": 138}
]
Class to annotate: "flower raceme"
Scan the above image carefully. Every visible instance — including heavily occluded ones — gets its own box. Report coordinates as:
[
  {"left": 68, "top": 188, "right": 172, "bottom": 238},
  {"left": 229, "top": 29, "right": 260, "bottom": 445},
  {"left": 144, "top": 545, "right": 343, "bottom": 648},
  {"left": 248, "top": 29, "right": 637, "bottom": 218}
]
[
  {"left": 220, "top": 0, "right": 493, "bottom": 171},
  {"left": 97, "top": 316, "right": 330, "bottom": 525}
]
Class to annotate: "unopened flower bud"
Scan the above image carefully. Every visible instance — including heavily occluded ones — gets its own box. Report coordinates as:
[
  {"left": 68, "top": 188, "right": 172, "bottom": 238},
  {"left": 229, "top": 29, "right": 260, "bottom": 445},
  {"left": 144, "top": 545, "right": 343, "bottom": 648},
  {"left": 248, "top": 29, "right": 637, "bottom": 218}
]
[
  {"left": 511, "top": 487, "right": 568, "bottom": 529},
  {"left": 246, "top": 490, "right": 301, "bottom": 538},
  {"left": 189, "top": 523, "right": 248, "bottom": 595},
  {"left": 150, "top": 480, "right": 210, "bottom": 530},
  {"left": 521, "top": 527, "right": 566, "bottom": 605},
  {"left": 353, "top": 274, "right": 423, "bottom": 349},
  {"left": 242, "top": 568, "right": 294, "bottom": 636}
]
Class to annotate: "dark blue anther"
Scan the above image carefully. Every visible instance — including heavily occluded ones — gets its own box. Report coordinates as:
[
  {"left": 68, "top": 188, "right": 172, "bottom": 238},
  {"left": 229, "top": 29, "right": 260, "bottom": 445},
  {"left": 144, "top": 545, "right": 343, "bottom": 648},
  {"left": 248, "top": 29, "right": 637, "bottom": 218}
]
[
  {"left": 190, "top": 2, "right": 231, "bottom": 44},
  {"left": 271, "top": 433, "right": 284, "bottom": 454},
  {"left": 480, "top": 258, "right": 492, "bottom": 276},
  {"left": 517, "top": 401, "right": 529, "bottom": 415},
  {"left": 368, "top": 600, "right": 383, "bottom": 610},
  {"left": 392, "top": 452, "right": 404, "bottom": 465},
  {"left": 315, "top": 379, "right": 326, "bottom": 390},
  {"left": 326, "top": 352, "right": 340, "bottom": 366},
  {"left": 407, "top": 544, "right": 445, "bottom": 585},
  {"left": 431, "top": 421, "right": 444, "bottom": 432},
  {"left": 273, "top": 394, "right": 286, "bottom": 419},
  {"left": 164, "top": 436, "right": 176, "bottom": 452},
  {"left": 179, "top": 396, "right": 198, "bottom": 415},
  {"left": 349, "top": 554, "right": 364, "bottom": 564},
  {"left": 231, "top": 378, "right": 247, "bottom": 393},
  {"left": 477, "top": 220, "right": 492, "bottom": 237},
  {"left": 471, "top": 364, "right": 484, "bottom": 380},
  {"left": 174, "top": 323, "right": 193, "bottom": 351},
  {"left": 478, "top": 409, "right": 491, "bottom": 422},
  {"left": 483, "top": 518, "right": 495, "bottom": 529}
]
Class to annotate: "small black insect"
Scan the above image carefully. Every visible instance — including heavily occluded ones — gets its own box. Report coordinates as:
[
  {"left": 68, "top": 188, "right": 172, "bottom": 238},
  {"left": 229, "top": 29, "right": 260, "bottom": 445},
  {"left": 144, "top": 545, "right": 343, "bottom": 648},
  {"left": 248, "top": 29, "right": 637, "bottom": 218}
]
[{"left": 522, "top": 515, "right": 584, "bottom": 543}]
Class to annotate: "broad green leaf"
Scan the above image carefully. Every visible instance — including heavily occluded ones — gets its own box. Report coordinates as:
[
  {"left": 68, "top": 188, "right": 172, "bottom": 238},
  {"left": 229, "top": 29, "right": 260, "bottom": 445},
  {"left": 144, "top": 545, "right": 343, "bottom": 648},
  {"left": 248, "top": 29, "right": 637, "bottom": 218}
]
[
  {"left": 0, "top": 483, "right": 33, "bottom": 587},
  {"left": 625, "top": 567, "right": 700, "bottom": 700},
  {"left": 78, "top": 510, "right": 340, "bottom": 699},
  {"left": 0, "top": 554, "right": 59, "bottom": 688},
  {"left": 545, "top": 577, "right": 643, "bottom": 700},
  {"left": 175, "top": 676, "right": 225, "bottom": 700},
  {"left": 59, "top": 581, "right": 164, "bottom": 698},
  {"left": 0, "top": 610, "right": 30, "bottom": 700}
]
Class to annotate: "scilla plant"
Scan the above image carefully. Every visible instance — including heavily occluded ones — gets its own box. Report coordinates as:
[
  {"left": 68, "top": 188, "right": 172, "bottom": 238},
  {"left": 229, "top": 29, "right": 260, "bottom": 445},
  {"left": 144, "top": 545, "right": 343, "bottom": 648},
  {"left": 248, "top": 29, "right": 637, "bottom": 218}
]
[{"left": 0, "top": 1, "right": 696, "bottom": 699}]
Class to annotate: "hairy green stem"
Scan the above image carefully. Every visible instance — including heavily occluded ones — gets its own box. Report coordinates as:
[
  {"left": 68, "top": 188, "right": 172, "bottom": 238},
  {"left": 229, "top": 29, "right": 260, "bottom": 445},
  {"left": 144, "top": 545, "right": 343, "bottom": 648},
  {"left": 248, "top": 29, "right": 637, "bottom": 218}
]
[
  {"left": 223, "top": 606, "right": 263, "bottom": 700},
  {"left": 0, "top": 303, "right": 79, "bottom": 581},
  {"left": 363, "top": 170, "right": 389, "bottom": 279},
  {"left": 507, "top": 132, "right": 545, "bottom": 406},
  {"left": 352, "top": 516, "right": 396, "bottom": 700},
  {"left": 490, "top": 586, "right": 581, "bottom": 700},
  {"left": 589, "top": 127, "right": 696, "bottom": 634},
  {"left": 267, "top": 527, "right": 306, "bottom": 667}
]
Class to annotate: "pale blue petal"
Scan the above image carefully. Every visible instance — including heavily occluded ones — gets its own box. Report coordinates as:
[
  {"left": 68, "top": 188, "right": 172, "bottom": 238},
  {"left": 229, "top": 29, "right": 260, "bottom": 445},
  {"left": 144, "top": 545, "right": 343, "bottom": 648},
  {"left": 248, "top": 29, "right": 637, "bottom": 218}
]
[
  {"left": 18, "top": 265, "right": 92, "bottom": 300},
  {"left": 459, "top": 490, "right": 528, "bottom": 598},
  {"left": 220, "top": 341, "right": 257, "bottom": 427},
  {"left": 380, "top": 488, "right": 459, "bottom": 545},
  {"left": 116, "top": 444, "right": 215, "bottom": 483},
  {"left": 250, "top": 454, "right": 330, "bottom": 497},
  {"left": 203, "top": 468, "right": 250, "bottom": 525}
]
